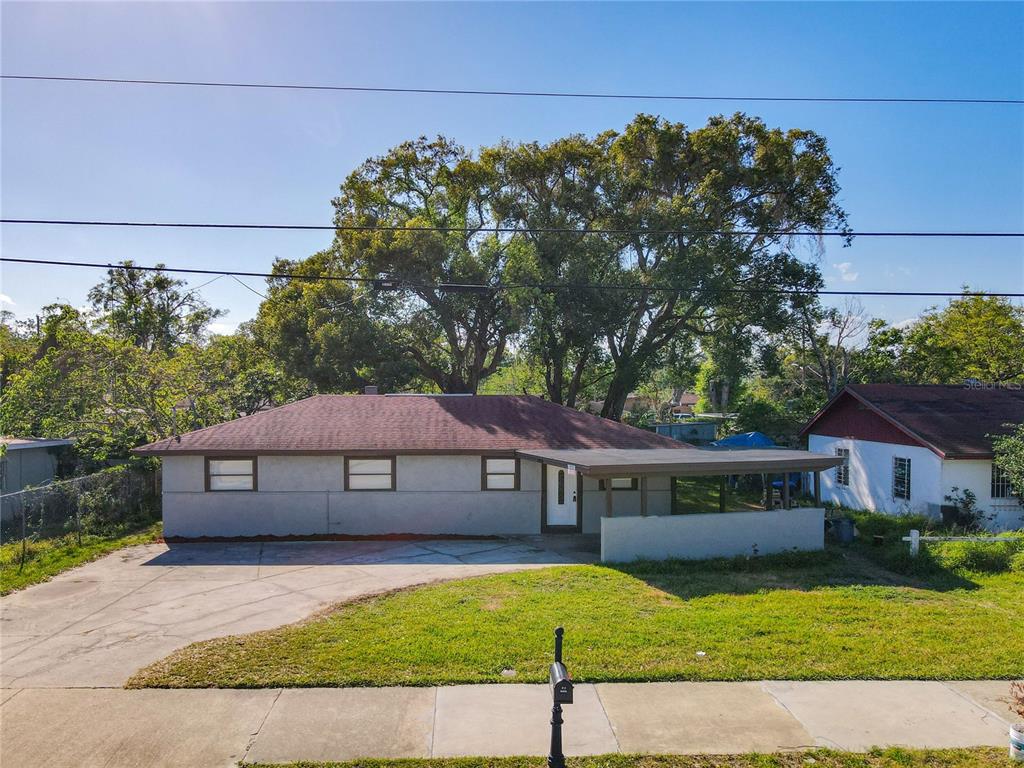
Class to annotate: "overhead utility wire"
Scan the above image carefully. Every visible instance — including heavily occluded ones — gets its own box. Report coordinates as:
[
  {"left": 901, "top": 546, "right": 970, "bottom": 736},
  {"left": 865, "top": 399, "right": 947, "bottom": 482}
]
[
  {"left": 3, "top": 75, "right": 1022, "bottom": 105},
  {"left": 1, "top": 219, "right": 1020, "bottom": 238},
  {"left": 3, "top": 257, "right": 1020, "bottom": 298}
]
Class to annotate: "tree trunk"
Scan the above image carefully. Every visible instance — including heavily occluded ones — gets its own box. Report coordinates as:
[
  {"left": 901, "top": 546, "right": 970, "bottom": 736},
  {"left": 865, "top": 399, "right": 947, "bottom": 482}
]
[{"left": 600, "top": 363, "right": 640, "bottom": 420}]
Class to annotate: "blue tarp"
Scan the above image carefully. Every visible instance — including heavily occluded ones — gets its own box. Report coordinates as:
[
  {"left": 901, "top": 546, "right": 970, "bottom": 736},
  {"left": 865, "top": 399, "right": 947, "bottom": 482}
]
[{"left": 712, "top": 431, "right": 776, "bottom": 448}]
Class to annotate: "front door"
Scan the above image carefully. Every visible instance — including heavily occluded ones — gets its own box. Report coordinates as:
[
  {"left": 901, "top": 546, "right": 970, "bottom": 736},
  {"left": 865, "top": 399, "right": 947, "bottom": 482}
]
[{"left": 545, "top": 464, "right": 578, "bottom": 528}]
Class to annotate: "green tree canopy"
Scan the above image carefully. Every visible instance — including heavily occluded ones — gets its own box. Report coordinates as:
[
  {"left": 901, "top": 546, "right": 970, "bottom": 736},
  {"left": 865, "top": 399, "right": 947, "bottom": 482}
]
[
  {"left": 87, "top": 261, "right": 224, "bottom": 353},
  {"left": 858, "top": 294, "right": 1024, "bottom": 385}
]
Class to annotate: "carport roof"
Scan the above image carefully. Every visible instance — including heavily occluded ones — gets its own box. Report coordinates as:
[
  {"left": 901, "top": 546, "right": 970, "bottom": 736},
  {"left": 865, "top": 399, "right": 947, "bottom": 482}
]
[{"left": 515, "top": 447, "right": 844, "bottom": 476}]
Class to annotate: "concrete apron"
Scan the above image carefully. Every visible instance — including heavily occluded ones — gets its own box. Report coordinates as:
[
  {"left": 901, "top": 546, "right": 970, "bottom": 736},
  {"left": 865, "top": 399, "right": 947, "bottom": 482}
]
[{"left": 0, "top": 681, "right": 1016, "bottom": 768}]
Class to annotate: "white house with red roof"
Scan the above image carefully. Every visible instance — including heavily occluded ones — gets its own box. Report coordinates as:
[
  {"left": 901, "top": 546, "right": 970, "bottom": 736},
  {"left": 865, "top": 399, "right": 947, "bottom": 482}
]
[{"left": 801, "top": 384, "right": 1024, "bottom": 532}]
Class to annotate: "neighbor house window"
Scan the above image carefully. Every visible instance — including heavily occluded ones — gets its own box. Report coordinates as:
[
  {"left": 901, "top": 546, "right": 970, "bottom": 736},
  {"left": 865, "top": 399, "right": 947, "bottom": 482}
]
[
  {"left": 598, "top": 478, "right": 639, "bottom": 491},
  {"left": 835, "top": 448, "right": 850, "bottom": 487},
  {"left": 482, "top": 457, "right": 519, "bottom": 490},
  {"left": 991, "top": 464, "right": 1015, "bottom": 499},
  {"left": 892, "top": 456, "right": 911, "bottom": 500},
  {"left": 205, "top": 457, "right": 256, "bottom": 491},
  {"left": 345, "top": 456, "right": 395, "bottom": 490}
]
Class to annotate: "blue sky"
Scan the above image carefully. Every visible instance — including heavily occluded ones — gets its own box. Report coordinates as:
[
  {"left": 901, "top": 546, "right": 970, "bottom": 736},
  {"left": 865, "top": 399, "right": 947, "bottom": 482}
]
[{"left": 2, "top": 1, "right": 1022, "bottom": 335}]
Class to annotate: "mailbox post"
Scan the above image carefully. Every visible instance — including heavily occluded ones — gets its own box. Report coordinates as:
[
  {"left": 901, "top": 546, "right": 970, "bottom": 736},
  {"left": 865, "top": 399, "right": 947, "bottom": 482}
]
[{"left": 548, "top": 627, "right": 573, "bottom": 768}]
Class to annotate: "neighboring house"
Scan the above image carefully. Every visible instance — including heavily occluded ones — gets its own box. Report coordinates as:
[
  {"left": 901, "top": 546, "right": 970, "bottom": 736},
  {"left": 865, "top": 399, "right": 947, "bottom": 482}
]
[
  {"left": 134, "top": 393, "right": 840, "bottom": 539},
  {"left": 671, "top": 392, "right": 700, "bottom": 416},
  {"left": 0, "top": 437, "right": 74, "bottom": 521},
  {"left": 801, "top": 384, "right": 1024, "bottom": 531}
]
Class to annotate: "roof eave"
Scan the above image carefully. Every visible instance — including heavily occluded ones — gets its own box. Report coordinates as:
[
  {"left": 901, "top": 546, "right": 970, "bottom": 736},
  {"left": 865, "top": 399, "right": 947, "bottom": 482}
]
[{"left": 802, "top": 385, "right": 950, "bottom": 459}]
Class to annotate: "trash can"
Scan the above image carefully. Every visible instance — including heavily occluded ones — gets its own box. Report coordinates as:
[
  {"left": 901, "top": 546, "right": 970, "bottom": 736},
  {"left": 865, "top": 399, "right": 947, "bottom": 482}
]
[{"left": 832, "top": 517, "right": 856, "bottom": 545}]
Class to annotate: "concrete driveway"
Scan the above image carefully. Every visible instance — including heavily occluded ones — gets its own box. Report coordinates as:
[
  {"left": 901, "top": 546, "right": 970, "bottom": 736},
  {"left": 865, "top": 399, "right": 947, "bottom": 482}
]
[{"left": 0, "top": 536, "right": 596, "bottom": 688}]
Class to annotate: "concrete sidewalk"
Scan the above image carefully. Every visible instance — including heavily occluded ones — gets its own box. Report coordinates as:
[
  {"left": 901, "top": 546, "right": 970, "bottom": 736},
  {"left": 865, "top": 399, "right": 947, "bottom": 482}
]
[{"left": 0, "top": 680, "right": 1018, "bottom": 768}]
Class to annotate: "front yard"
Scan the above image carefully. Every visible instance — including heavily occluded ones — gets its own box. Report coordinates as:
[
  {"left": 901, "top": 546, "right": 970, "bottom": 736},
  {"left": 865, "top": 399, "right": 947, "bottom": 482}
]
[{"left": 129, "top": 521, "right": 1024, "bottom": 688}]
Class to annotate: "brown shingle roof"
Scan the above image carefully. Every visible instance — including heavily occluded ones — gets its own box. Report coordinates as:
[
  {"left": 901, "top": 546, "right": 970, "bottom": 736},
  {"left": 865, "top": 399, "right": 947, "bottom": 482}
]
[
  {"left": 133, "top": 395, "right": 685, "bottom": 455},
  {"left": 802, "top": 384, "right": 1024, "bottom": 459}
]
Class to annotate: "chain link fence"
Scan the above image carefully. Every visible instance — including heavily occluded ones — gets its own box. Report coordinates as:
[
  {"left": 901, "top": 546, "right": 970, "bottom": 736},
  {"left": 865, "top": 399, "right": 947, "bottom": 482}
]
[{"left": 1, "top": 465, "right": 161, "bottom": 572}]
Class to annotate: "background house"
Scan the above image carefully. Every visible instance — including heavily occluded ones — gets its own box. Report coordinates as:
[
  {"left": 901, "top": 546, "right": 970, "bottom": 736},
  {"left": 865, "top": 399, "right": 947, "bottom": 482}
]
[
  {"left": 801, "top": 384, "right": 1024, "bottom": 531},
  {"left": 0, "top": 437, "right": 74, "bottom": 521}
]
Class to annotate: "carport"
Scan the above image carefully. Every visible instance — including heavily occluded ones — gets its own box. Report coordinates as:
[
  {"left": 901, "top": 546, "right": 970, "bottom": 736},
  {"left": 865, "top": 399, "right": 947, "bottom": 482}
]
[
  {"left": 516, "top": 446, "right": 844, "bottom": 517},
  {"left": 516, "top": 446, "right": 845, "bottom": 562}
]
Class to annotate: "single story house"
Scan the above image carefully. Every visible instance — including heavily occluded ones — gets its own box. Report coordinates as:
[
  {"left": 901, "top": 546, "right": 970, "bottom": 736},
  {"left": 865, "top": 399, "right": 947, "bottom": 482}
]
[
  {"left": 134, "top": 393, "right": 842, "bottom": 541},
  {"left": 1, "top": 437, "right": 74, "bottom": 521},
  {"left": 801, "top": 384, "right": 1024, "bottom": 532}
]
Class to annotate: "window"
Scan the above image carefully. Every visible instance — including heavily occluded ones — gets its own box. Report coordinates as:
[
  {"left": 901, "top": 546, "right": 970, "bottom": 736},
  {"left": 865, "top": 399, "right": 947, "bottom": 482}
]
[
  {"left": 598, "top": 477, "right": 639, "bottom": 491},
  {"left": 892, "top": 456, "right": 911, "bottom": 500},
  {"left": 345, "top": 457, "right": 396, "bottom": 490},
  {"left": 992, "top": 464, "right": 1015, "bottom": 499},
  {"left": 206, "top": 457, "right": 256, "bottom": 491},
  {"left": 557, "top": 469, "right": 565, "bottom": 504},
  {"left": 482, "top": 457, "right": 519, "bottom": 490},
  {"left": 835, "top": 448, "right": 850, "bottom": 487}
]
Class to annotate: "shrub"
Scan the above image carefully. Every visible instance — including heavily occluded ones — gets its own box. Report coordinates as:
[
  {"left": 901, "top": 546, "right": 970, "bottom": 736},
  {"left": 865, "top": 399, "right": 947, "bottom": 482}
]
[{"left": 931, "top": 536, "right": 1024, "bottom": 574}]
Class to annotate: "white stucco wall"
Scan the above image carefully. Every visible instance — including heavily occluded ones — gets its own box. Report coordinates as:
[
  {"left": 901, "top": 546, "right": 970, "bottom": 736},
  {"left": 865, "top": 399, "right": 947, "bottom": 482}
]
[
  {"left": 808, "top": 434, "right": 942, "bottom": 518},
  {"left": 600, "top": 507, "right": 825, "bottom": 562},
  {"left": 160, "top": 454, "right": 544, "bottom": 537},
  {"left": 942, "top": 459, "right": 1024, "bottom": 532},
  {"left": 807, "top": 435, "right": 1024, "bottom": 532},
  {"left": 160, "top": 454, "right": 686, "bottom": 538}
]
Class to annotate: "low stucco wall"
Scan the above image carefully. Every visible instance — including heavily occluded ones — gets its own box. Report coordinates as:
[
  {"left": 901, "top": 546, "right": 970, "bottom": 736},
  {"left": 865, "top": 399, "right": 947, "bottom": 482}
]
[
  {"left": 160, "top": 454, "right": 543, "bottom": 537},
  {"left": 600, "top": 507, "right": 825, "bottom": 562}
]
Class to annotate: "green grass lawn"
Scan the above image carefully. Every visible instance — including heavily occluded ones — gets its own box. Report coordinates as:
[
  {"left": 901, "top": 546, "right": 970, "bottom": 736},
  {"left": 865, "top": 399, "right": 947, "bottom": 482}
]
[
  {"left": 0, "top": 522, "right": 162, "bottom": 595},
  {"left": 246, "top": 748, "right": 1013, "bottom": 768},
  {"left": 128, "top": 534, "right": 1024, "bottom": 688},
  {"left": 672, "top": 476, "right": 766, "bottom": 513}
]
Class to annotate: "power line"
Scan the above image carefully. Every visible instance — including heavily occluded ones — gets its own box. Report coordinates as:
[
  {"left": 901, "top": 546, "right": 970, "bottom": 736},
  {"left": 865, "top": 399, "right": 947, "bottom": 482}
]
[
  {"left": 2, "top": 218, "right": 1021, "bottom": 238},
  {"left": 3, "top": 257, "right": 1021, "bottom": 298},
  {"left": 3, "top": 75, "right": 1022, "bottom": 106}
]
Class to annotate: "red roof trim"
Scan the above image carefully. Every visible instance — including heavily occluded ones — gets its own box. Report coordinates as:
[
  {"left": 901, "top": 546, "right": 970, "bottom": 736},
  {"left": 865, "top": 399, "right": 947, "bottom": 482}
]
[{"left": 800, "top": 386, "right": 948, "bottom": 458}]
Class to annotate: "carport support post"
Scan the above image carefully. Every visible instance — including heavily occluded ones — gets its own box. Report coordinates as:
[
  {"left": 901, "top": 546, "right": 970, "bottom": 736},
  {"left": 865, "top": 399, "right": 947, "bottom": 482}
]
[
  {"left": 604, "top": 482, "right": 613, "bottom": 518},
  {"left": 813, "top": 471, "right": 822, "bottom": 505},
  {"left": 719, "top": 476, "right": 726, "bottom": 514},
  {"left": 640, "top": 476, "right": 648, "bottom": 516},
  {"left": 763, "top": 474, "right": 771, "bottom": 510},
  {"left": 782, "top": 473, "right": 791, "bottom": 509}
]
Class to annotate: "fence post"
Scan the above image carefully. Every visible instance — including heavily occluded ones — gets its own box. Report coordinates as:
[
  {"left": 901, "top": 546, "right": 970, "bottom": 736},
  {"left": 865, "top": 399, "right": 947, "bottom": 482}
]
[
  {"left": 74, "top": 492, "right": 82, "bottom": 546},
  {"left": 909, "top": 529, "right": 920, "bottom": 557},
  {"left": 19, "top": 503, "right": 27, "bottom": 572}
]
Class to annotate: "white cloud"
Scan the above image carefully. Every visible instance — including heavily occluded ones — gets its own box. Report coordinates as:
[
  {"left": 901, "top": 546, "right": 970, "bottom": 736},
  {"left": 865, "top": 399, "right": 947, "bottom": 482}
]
[
  {"left": 0, "top": 293, "right": 15, "bottom": 306},
  {"left": 893, "top": 316, "right": 919, "bottom": 330},
  {"left": 833, "top": 262, "right": 859, "bottom": 282},
  {"left": 207, "top": 321, "right": 238, "bottom": 336}
]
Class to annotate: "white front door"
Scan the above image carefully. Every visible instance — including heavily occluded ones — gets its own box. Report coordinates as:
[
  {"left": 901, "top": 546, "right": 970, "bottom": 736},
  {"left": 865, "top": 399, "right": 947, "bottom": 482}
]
[{"left": 546, "top": 464, "right": 578, "bottom": 527}]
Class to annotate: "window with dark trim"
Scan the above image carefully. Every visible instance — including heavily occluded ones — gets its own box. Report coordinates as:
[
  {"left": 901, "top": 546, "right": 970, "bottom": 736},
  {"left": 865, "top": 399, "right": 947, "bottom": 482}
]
[
  {"left": 598, "top": 477, "right": 639, "bottom": 491},
  {"left": 557, "top": 469, "right": 565, "bottom": 504},
  {"left": 835, "top": 448, "right": 850, "bottom": 487},
  {"left": 482, "top": 457, "right": 519, "bottom": 490},
  {"left": 892, "top": 456, "right": 911, "bottom": 500},
  {"left": 206, "top": 457, "right": 256, "bottom": 491},
  {"left": 345, "top": 456, "right": 396, "bottom": 491},
  {"left": 991, "top": 464, "right": 1015, "bottom": 499}
]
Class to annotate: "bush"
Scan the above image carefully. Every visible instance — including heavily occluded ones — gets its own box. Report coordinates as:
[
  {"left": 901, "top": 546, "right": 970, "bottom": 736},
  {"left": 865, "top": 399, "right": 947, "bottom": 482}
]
[
  {"left": 1011, "top": 550, "right": 1024, "bottom": 574},
  {"left": 931, "top": 536, "right": 1024, "bottom": 574}
]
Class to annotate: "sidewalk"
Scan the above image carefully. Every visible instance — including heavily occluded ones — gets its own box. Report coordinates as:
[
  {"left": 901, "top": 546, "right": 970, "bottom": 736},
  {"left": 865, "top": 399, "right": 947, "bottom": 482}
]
[{"left": 0, "top": 680, "right": 1018, "bottom": 767}]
